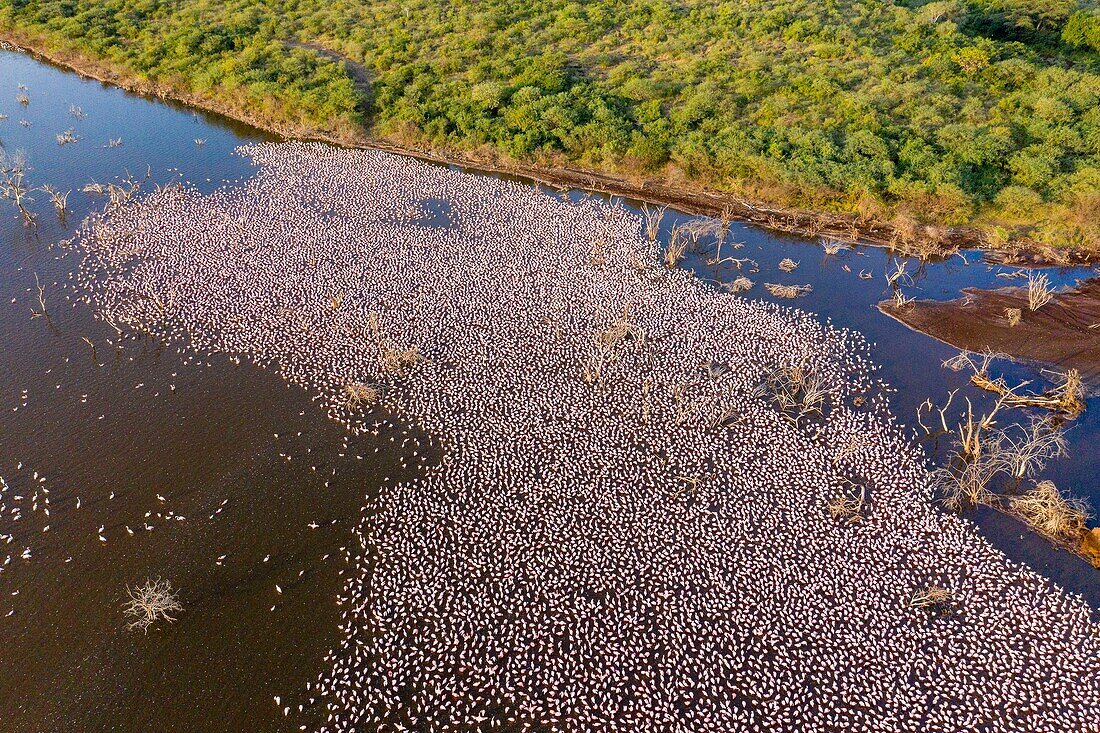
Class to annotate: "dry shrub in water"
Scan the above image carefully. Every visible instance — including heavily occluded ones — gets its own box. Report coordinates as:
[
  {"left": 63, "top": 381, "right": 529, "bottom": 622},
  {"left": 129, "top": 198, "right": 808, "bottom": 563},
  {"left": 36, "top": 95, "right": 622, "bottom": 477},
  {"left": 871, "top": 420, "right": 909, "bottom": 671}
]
[
  {"left": 726, "top": 276, "right": 754, "bottom": 293},
  {"left": 999, "top": 416, "right": 1067, "bottom": 480},
  {"left": 949, "top": 351, "right": 1085, "bottom": 419},
  {"left": 1012, "top": 481, "right": 1090, "bottom": 544},
  {"left": 664, "top": 226, "right": 688, "bottom": 268},
  {"left": 765, "top": 362, "right": 833, "bottom": 425},
  {"left": 778, "top": 258, "right": 798, "bottom": 272},
  {"left": 827, "top": 480, "right": 866, "bottom": 523},
  {"left": 598, "top": 307, "right": 645, "bottom": 349},
  {"left": 764, "top": 283, "right": 812, "bottom": 299},
  {"left": 930, "top": 452, "right": 1002, "bottom": 511},
  {"left": 641, "top": 203, "right": 666, "bottom": 242},
  {"left": 124, "top": 578, "right": 182, "bottom": 633},
  {"left": 910, "top": 585, "right": 953, "bottom": 610},
  {"left": 1027, "top": 272, "right": 1054, "bottom": 311},
  {"left": 891, "top": 289, "right": 914, "bottom": 308},
  {"left": 381, "top": 345, "right": 423, "bottom": 374},
  {"left": 344, "top": 382, "right": 380, "bottom": 409}
]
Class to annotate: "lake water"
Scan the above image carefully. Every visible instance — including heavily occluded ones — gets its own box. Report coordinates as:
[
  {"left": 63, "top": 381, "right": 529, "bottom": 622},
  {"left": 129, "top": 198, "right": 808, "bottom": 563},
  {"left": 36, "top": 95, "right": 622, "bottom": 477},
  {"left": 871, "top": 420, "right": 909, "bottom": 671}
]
[{"left": 1, "top": 46, "right": 1097, "bottom": 731}]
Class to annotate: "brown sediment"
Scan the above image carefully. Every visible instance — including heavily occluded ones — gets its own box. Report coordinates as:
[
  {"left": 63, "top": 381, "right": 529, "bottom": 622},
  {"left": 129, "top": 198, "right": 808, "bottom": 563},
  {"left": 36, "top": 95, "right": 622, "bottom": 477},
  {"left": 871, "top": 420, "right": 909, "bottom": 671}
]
[
  {"left": 880, "top": 278, "right": 1100, "bottom": 388},
  {"left": 4, "top": 28, "right": 1094, "bottom": 265},
  {"left": 1080, "top": 528, "right": 1100, "bottom": 568}
]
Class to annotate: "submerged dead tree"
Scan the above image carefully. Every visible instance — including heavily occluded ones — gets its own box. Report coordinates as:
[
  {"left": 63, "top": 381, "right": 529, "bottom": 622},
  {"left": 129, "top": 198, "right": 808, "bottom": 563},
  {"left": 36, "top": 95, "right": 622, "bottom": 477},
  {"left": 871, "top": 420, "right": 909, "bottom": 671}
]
[
  {"left": 123, "top": 577, "right": 183, "bottom": 633},
  {"left": 920, "top": 350, "right": 1093, "bottom": 555},
  {"left": 0, "top": 149, "right": 35, "bottom": 225}
]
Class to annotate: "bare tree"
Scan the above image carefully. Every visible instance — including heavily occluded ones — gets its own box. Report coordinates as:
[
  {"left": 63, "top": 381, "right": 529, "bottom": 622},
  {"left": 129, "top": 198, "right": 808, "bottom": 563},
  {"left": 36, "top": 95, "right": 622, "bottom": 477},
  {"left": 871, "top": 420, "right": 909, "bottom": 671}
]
[
  {"left": 123, "top": 578, "right": 183, "bottom": 633},
  {"left": 40, "top": 184, "right": 70, "bottom": 221},
  {"left": 0, "top": 148, "right": 35, "bottom": 225}
]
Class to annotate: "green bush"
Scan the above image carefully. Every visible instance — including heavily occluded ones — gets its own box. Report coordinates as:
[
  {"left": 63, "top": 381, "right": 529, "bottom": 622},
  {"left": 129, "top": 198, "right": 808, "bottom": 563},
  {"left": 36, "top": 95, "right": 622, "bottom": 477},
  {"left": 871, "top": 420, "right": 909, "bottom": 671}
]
[{"left": 2, "top": 0, "right": 1099, "bottom": 245}]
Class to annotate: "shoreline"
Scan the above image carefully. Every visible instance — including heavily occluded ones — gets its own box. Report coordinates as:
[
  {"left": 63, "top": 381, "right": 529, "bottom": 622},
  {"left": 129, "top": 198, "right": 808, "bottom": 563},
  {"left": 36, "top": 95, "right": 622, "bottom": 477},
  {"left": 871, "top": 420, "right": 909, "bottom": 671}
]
[{"left": 3, "top": 30, "right": 1093, "bottom": 268}]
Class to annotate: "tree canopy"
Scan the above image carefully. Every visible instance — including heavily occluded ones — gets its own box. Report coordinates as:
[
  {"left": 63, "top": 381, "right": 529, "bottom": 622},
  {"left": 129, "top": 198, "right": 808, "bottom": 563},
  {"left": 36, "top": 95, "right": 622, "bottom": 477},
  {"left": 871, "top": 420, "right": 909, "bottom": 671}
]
[{"left": 2, "top": 0, "right": 1098, "bottom": 247}]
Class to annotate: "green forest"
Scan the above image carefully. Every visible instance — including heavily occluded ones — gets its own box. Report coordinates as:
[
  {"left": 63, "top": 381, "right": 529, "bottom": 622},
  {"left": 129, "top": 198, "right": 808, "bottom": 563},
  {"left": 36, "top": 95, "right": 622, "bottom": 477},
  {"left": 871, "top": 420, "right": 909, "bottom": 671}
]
[{"left": 2, "top": 0, "right": 1099, "bottom": 248}]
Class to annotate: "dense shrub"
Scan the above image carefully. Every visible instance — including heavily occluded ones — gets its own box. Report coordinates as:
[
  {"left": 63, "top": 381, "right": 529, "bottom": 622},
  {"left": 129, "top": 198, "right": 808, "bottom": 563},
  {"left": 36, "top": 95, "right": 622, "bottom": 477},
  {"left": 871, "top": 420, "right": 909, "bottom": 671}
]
[{"left": 2, "top": 0, "right": 1098, "bottom": 245}]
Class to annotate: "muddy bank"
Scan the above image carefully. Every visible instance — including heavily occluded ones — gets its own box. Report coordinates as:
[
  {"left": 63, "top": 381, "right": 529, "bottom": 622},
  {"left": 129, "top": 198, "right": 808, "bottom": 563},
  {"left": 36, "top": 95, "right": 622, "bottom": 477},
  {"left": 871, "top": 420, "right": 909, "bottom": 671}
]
[
  {"left": 4, "top": 29, "right": 1089, "bottom": 265},
  {"left": 880, "top": 278, "right": 1100, "bottom": 388}
]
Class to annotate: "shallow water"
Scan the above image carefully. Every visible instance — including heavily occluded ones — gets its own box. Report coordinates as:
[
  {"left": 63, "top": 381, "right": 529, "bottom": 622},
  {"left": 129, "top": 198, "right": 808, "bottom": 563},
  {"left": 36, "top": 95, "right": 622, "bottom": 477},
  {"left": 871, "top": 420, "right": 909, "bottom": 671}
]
[
  {"left": 0, "top": 45, "right": 1097, "bottom": 730},
  {"left": 0, "top": 49, "right": 424, "bottom": 731}
]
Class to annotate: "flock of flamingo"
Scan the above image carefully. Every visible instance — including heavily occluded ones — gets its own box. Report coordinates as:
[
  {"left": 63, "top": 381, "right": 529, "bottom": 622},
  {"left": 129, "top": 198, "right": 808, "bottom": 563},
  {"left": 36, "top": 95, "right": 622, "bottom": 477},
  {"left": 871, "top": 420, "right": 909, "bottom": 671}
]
[{"left": 65, "top": 141, "right": 1099, "bottom": 731}]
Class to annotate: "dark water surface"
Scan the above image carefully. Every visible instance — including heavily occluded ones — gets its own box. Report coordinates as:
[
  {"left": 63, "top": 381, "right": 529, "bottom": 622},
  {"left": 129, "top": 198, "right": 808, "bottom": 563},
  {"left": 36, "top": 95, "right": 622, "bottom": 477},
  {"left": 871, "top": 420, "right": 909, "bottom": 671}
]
[
  {"left": 0, "top": 49, "right": 426, "bottom": 732},
  {"left": 1, "top": 45, "right": 1097, "bottom": 731}
]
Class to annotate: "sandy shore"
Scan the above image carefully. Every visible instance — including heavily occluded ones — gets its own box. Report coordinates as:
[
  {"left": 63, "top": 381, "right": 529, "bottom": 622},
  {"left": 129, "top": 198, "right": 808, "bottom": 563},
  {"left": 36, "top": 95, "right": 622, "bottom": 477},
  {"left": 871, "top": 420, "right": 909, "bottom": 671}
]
[{"left": 880, "top": 277, "right": 1100, "bottom": 389}]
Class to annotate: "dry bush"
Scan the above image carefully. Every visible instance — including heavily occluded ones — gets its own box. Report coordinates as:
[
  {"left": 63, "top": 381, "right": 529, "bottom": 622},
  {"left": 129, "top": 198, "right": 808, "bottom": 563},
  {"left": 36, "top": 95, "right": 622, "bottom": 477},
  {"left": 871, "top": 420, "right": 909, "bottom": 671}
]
[
  {"left": 1027, "top": 272, "right": 1054, "bottom": 311},
  {"left": 765, "top": 362, "right": 833, "bottom": 425},
  {"left": 764, "top": 283, "right": 812, "bottom": 299},
  {"left": 726, "top": 276, "right": 754, "bottom": 293},
  {"left": 641, "top": 203, "right": 666, "bottom": 241},
  {"left": 40, "top": 185, "right": 69, "bottom": 219},
  {"left": 581, "top": 351, "right": 604, "bottom": 385},
  {"left": 56, "top": 128, "right": 79, "bottom": 146},
  {"left": 344, "top": 382, "right": 380, "bottom": 409},
  {"left": 999, "top": 416, "right": 1067, "bottom": 480},
  {"left": 1011, "top": 480, "right": 1090, "bottom": 543},
  {"left": 16, "top": 92, "right": 29, "bottom": 107},
  {"left": 923, "top": 382, "right": 1073, "bottom": 513},
  {"left": 778, "top": 258, "right": 798, "bottom": 272},
  {"left": 84, "top": 168, "right": 150, "bottom": 213},
  {"left": 0, "top": 148, "right": 35, "bottom": 225},
  {"left": 930, "top": 451, "right": 1003, "bottom": 511},
  {"left": 598, "top": 307, "right": 645, "bottom": 349},
  {"left": 826, "top": 480, "right": 866, "bottom": 523},
  {"left": 820, "top": 237, "right": 846, "bottom": 256},
  {"left": 1049, "top": 369, "right": 1085, "bottom": 418},
  {"left": 885, "top": 259, "right": 910, "bottom": 288},
  {"left": 891, "top": 289, "right": 914, "bottom": 308},
  {"left": 664, "top": 226, "right": 688, "bottom": 268},
  {"left": 381, "top": 345, "right": 423, "bottom": 374},
  {"left": 368, "top": 311, "right": 424, "bottom": 375},
  {"left": 949, "top": 351, "right": 1084, "bottom": 419},
  {"left": 1004, "top": 307, "right": 1021, "bottom": 326},
  {"left": 124, "top": 578, "right": 182, "bottom": 633},
  {"left": 681, "top": 217, "right": 726, "bottom": 245},
  {"left": 910, "top": 585, "right": 953, "bottom": 610}
]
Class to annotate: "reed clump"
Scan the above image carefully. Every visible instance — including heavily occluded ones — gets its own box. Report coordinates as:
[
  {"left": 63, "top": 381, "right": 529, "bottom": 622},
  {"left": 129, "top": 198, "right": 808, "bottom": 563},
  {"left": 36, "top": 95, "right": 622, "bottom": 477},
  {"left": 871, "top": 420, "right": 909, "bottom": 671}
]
[
  {"left": 764, "top": 283, "right": 811, "bottom": 299},
  {"left": 381, "top": 345, "right": 424, "bottom": 374},
  {"left": 664, "top": 226, "right": 688, "bottom": 268},
  {"left": 344, "top": 382, "right": 380, "bottom": 409},
  {"left": 1011, "top": 480, "right": 1090, "bottom": 545},
  {"left": 641, "top": 203, "right": 666, "bottom": 242},
  {"left": 826, "top": 481, "right": 866, "bottom": 523},
  {"left": 726, "top": 276, "right": 754, "bottom": 293},
  {"left": 765, "top": 362, "right": 833, "bottom": 425},
  {"left": 910, "top": 585, "right": 954, "bottom": 611},
  {"left": 598, "top": 307, "right": 645, "bottom": 349}
]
